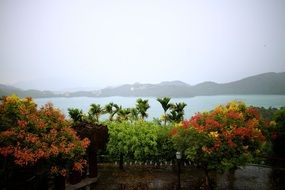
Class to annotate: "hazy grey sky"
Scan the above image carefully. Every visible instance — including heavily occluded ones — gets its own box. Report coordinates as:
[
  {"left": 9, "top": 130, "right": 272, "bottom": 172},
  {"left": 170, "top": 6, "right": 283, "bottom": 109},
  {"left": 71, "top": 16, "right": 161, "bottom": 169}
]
[{"left": 1, "top": 0, "right": 285, "bottom": 90}]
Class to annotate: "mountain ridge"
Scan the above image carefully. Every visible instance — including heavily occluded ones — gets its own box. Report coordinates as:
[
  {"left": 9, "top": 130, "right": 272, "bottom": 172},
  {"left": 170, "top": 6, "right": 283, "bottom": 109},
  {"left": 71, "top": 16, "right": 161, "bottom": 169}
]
[{"left": 1, "top": 72, "right": 285, "bottom": 98}]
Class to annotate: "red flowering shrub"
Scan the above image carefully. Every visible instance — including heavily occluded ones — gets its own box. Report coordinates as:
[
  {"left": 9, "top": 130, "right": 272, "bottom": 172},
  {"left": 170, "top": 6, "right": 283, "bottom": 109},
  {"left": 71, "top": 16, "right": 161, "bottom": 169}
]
[
  {"left": 172, "top": 101, "right": 267, "bottom": 171},
  {"left": 0, "top": 95, "right": 90, "bottom": 176}
]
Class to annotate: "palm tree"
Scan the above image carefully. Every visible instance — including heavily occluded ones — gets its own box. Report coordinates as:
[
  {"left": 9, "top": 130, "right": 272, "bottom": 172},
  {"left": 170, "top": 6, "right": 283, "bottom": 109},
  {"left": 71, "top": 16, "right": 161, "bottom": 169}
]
[
  {"left": 104, "top": 102, "right": 117, "bottom": 121},
  {"left": 157, "top": 97, "right": 172, "bottom": 125},
  {"left": 175, "top": 102, "right": 187, "bottom": 120},
  {"left": 88, "top": 103, "right": 103, "bottom": 122},
  {"left": 168, "top": 102, "right": 187, "bottom": 123},
  {"left": 112, "top": 103, "right": 120, "bottom": 120},
  {"left": 68, "top": 108, "right": 84, "bottom": 123},
  {"left": 136, "top": 98, "right": 150, "bottom": 120},
  {"left": 130, "top": 108, "right": 139, "bottom": 122},
  {"left": 117, "top": 107, "right": 131, "bottom": 121},
  {"left": 167, "top": 109, "right": 178, "bottom": 123}
]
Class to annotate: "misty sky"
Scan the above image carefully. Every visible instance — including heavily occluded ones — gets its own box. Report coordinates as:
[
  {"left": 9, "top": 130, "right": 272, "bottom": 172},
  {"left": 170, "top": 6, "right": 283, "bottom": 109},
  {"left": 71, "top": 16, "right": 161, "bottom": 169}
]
[{"left": 0, "top": 0, "right": 285, "bottom": 91}]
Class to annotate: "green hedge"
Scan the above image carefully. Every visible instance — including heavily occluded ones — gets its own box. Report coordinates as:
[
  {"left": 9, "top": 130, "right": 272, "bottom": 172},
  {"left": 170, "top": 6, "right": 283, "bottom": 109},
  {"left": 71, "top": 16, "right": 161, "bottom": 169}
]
[{"left": 105, "top": 121, "right": 175, "bottom": 163}]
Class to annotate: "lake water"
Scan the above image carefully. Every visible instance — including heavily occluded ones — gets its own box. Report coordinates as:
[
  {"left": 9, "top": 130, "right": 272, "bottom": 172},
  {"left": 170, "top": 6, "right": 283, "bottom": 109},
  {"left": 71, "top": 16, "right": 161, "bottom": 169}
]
[{"left": 34, "top": 95, "right": 285, "bottom": 120}]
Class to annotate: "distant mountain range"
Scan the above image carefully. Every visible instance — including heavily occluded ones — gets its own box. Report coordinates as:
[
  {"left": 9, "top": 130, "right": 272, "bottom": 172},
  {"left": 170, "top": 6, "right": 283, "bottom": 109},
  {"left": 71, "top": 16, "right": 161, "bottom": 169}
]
[{"left": 1, "top": 72, "right": 285, "bottom": 98}]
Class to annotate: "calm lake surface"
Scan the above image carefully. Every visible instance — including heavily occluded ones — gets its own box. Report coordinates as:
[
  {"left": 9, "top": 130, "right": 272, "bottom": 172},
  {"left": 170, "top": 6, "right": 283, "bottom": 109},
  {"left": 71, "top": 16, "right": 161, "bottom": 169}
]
[{"left": 34, "top": 95, "right": 285, "bottom": 119}]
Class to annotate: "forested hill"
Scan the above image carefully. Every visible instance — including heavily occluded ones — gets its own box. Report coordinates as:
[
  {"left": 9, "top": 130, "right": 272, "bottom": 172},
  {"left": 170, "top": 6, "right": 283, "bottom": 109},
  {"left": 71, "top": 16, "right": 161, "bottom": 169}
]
[
  {"left": 98, "top": 72, "right": 285, "bottom": 97},
  {"left": 1, "top": 72, "right": 285, "bottom": 98},
  {"left": 190, "top": 72, "right": 285, "bottom": 96},
  {"left": 0, "top": 84, "right": 58, "bottom": 98}
]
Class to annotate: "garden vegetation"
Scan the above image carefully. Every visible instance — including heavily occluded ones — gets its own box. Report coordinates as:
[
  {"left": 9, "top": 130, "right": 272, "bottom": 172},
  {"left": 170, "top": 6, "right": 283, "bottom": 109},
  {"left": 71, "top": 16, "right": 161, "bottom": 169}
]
[{"left": 1, "top": 95, "right": 284, "bottom": 189}]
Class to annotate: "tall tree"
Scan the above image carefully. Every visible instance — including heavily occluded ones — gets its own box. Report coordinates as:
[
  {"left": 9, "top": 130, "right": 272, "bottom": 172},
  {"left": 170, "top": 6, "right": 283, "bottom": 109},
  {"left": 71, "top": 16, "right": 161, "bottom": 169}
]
[
  {"left": 175, "top": 102, "right": 187, "bottom": 121},
  {"left": 104, "top": 102, "right": 118, "bottom": 121},
  {"left": 112, "top": 103, "right": 120, "bottom": 120},
  {"left": 88, "top": 103, "right": 103, "bottom": 122},
  {"left": 136, "top": 98, "right": 150, "bottom": 120},
  {"left": 168, "top": 102, "right": 187, "bottom": 123},
  {"left": 128, "top": 107, "right": 139, "bottom": 122},
  {"left": 117, "top": 107, "right": 131, "bottom": 121},
  {"left": 157, "top": 97, "right": 172, "bottom": 125},
  {"left": 68, "top": 108, "right": 84, "bottom": 123}
]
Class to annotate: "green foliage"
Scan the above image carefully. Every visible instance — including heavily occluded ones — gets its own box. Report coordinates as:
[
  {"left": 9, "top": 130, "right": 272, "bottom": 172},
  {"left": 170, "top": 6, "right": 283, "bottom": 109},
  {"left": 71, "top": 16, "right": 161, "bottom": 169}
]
[
  {"left": 103, "top": 102, "right": 119, "bottom": 121},
  {"left": 157, "top": 97, "right": 187, "bottom": 125},
  {"left": 167, "top": 102, "right": 187, "bottom": 123},
  {"left": 88, "top": 103, "right": 104, "bottom": 122},
  {"left": 272, "top": 107, "right": 285, "bottom": 157},
  {"left": 157, "top": 97, "right": 172, "bottom": 113},
  {"left": 129, "top": 108, "right": 139, "bottom": 122},
  {"left": 250, "top": 106, "right": 285, "bottom": 157},
  {"left": 253, "top": 106, "right": 280, "bottom": 121},
  {"left": 135, "top": 98, "right": 150, "bottom": 120},
  {"left": 68, "top": 108, "right": 84, "bottom": 123},
  {"left": 64, "top": 99, "right": 281, "bottom": 170},
  {"left": 155, "top": 125, "right": 176, "bottom": 161},
  {"left": 172, "top": 126, "right": 208, "bottom": 161},
  {"left": 274, "top": 107, "right": 285, "bottom": 127},
  {"left": 116, "top": 107, "right": 131, "bottom": 122},
  {"left": 157, "top": 97, "right": 172, "bottom": 125},
  {"left": 106, "top": 121, "right": 174, "bottom": 162}
]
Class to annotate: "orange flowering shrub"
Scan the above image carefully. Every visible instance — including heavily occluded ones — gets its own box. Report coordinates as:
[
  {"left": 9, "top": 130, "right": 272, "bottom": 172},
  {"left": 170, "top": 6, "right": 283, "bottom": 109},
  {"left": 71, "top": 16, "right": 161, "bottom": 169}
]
[
  {"left": 172, "top": 101, "right": 267, "bottom": 171},
  {"left": 0, "top": 95, "right": 90, "bottom": 176}
]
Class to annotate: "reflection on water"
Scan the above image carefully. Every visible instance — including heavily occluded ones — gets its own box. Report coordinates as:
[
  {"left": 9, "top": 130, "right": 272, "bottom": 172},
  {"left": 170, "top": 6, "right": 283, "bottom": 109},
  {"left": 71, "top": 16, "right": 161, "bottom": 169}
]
[{"left": 92, "top": 164, "right": 285, "bottom": 190}]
